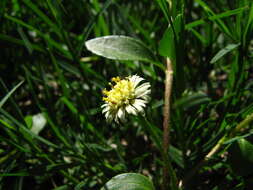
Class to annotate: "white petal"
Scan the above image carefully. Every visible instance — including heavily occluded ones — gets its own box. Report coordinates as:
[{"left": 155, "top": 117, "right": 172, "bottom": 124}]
[
  {"left": 101, "top": 104, "right": 108, "bottom": 108},
  {"left": 133, "top": 103, "right": 144, "bottom": 113},
  {"left": 125, "top": 105, "right": 138, "bottom": 115},
  {"left": 141, "top": 95, "right": 151, "bottom": 101},
  {"left": 135, "top": 82, "right": 150, "bottom": 89},
  {"left": 135, "top": 99, "right": 148, "bottom": 104},
  {"left": 129, "top": 75, "right": 144, "bottom": 88},
  {"left": 117, "top": 108, "right": 124, "bottom": 119},
  {"left": 115, "top": 115, "right": 119, "bottom": 123},
  {"left": 105, "top": 111, "right": 110, "bottom": 118},
  {"left": 135, "top": 82, "right": 151, "bottom": 97},
  {"left": 118, "top": 108, "right": 126, "bottom": 122},
  {"left": 134, "top": 99, "right": 147, "bottom": 108},
  {"left": 136, "top": 89, "right": 151, "bottom": 98},
  {"left": 102, "top": 106, "right": 110, "bottom": 114}
]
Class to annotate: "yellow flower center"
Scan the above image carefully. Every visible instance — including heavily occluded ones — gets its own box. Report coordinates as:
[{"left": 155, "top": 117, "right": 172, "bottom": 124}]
[{"left": 103, "top": 77, "right": 135, "bottom": 108}]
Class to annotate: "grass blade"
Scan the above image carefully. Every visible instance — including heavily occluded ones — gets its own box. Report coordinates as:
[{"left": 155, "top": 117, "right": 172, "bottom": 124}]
[
  {"left": 210, "top": 43, "right": 240, "bottom": 64},
  {"left": 0, "top": 81, "right": 24, "bottom": 108}
]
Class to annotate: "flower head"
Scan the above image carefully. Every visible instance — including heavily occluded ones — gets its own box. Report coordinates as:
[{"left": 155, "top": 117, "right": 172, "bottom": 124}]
[{"left": 102, "top": 75, "right": 151, "bottom": 123}]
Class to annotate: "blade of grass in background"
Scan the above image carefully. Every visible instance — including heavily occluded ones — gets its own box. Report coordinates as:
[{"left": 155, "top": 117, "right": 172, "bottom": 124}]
[{"left": 0, "top": 81, "right": 24, "bottom": 108}]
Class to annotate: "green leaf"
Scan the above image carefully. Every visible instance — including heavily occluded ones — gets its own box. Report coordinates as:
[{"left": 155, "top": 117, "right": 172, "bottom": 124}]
[
  {"left": 154, "top": 0, "right": 170, "bottom": 22},
  {"left": 243, "top": 3, "right": 253, "bottom": 45},
  {"left": 159, "top": 26, "right": 175, "bottom": 58},
  {"left": 210, "top": 43, "right": 240, "bottom": 64},
  {"left": 75, "top": 181, "right": 86, "bottom": 190},
  {"left": 85, "top": 35, "right": 156, "bottom": 63},
  {"left": 0, "top": 172, "right": 29, "bottom": 177},
  {"left": 76, "top": 0, "right": 113, "bottom": 56},
  {"left": 188, "top": 28, "right": 207, "bottom": 46},
  {"left": 4, "top": 14, "right": 72, "bottom": 59},
  {"left": 173, "top": 93, "right": 211, "bottom": 110},
  {"left": 0, "top": 108, "right": 59, "bottom": 149},
  {"left": 169, "top": 145, "right": 184, "bottom": 168},
  {"left": 0, "top": 81, "right": 24, "bottom": 108},
  {"left": 17, "top": 26, "right": 33, "bottom": 54},
  {"left": 228, "top": 138, "right": 253, "bottom": 176},
  {"left": 23, "top": 0, "right": 61, "bottom": 36},
  {"left": 52, "top": 185, "right": 69, "bottom": 190},
  {"left": 60, "top": 96, "right": 78, "bottom": 114},
  {"left": 185, "top": 5, "right": 247, "bottom": 38},
  {"left": 101, "top": 173, "right": 155, "bottom": 190},
  {"left": 0, "top": 33, "right": 46, "bottom": 53},
  {"left": 193, "top": 0, "right": 236, "bottom": 39},
  {"left": 24, "top": 115, "right": 33, "bottom": 129},
  {"left": 159, "top": 14, "right": 182, "bottom": 59},
  {"left": 224, "top": 131, "right": 253, "bottom": 145}
]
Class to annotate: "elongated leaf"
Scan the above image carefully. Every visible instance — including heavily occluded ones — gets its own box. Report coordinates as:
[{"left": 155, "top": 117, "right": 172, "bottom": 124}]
[
  {"left": 189, "top": 28, "right": 207, "bottom": 46},
  {"left": 5, "top": 14, "right": 72, "bottom": 59},
  {"left": 0, "top": 33, "right": 45, "bottom": 53},
  {"left": 0, "top": 81, "right": 24, "bottom": 108},
  {"left": 159, "top": 26, "right": 175, "bottom": 59},
  {"left": 173, "top": 93, "right": 211, "bottom": 109},
  {"left": 0, "top": 108, "right": 59, "bottom": 149},
  {"left": 53, "top": 185, "right": 69, "bottom": 190},
  {"left": 61, "top": 96, "right": 78, "bottom": 114},
  {"left": 74, "top": 181, "right": 86, "bottom": 190},
  {"left": 0, "top": 172, "right": 29, "bottom": 177},
  {"left": 224, "top": 131, "right": 253, "bottom": 145},
  {"left": 159, "top": 14, "right": 182, "bottom": 59},
  {"left": 77, "top": 0, "right": 113, "bottom": 56},
  {"left": 169, "top": 145, "right": 184, "bottom": 168},
  {"left": 17, "top": 26, "right": 33, "bottom": 54},
  {"left": 23, "top": 0, "right": 61, "bottom": 36},
  {"left": 228, "top": 138, "right": 253, "bottom": 176},
  {"left": 101, "top": 173, "right": 155, "bottom": 190},
  {"left": 243, "top": 3, "right": 253, "bottom": 44},
  {"left": 154, "top": 0, "right": 170, "bottom": 22},
  {"left": 186, "top": 6, "right": 247, "bottom": 30},
  {"left": 210, "top": 43, "right": 240, "bottom": 64},
  {"left": 194, "top": 0, "right": 233, "bottom": 38},
  {"left": 85, "top": 35, "right": 156, "bottom": 63}
]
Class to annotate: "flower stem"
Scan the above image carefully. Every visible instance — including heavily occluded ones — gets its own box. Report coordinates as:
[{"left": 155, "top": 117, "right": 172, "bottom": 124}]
[{"left": 162, "top": 58, "right": 174, "bottom": 190}]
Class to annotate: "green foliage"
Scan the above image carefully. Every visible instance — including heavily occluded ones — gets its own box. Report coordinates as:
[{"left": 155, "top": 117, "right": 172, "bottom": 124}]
[
  {"left": 0, "top": 0, "right": 253, "bottom": 189},
  {"left": 228, "top": 138, "right": 253, "bottom": 177},
  {"left": 227, "top": 137, "right": 253, "bottom": 189},
  {"left": 101, "top": 173, "right": 155, "bottom": 190},
  {"left": 159, "top": 14, "right": 183, "bottom": 60},
  {"left": 85, "top": 35, "right": 156, "bottom": 63},
  {"left": 210, "top": 43, "right": 240, "bottom": 64},
  {"left": 0, "top": 81, "right": 24, "bottom": 108}
]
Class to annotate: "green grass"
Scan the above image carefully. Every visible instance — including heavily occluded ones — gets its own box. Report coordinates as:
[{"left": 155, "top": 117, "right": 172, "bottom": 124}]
[{"left": 1, "top": 0, "right": 253, "bottom": 189}]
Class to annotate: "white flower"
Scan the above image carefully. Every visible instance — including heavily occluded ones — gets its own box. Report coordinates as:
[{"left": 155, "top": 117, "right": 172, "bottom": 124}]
[
  {"left": 31, "top": 113, "right": 47, "bottom": 135},
  {"left": 101, "top": 75, "right": 151, "bottom": 123}
]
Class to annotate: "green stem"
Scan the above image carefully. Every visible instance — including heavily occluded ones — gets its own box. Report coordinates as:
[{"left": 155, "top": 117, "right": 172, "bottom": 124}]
[{"left": 230, "top": 112, "right": 253, "bottom": 137}]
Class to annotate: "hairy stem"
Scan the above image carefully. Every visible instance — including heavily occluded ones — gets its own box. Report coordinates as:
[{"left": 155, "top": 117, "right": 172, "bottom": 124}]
[{"left": 162, "top": 58, "right": 174, "bottom": 190}]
